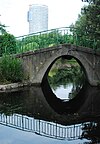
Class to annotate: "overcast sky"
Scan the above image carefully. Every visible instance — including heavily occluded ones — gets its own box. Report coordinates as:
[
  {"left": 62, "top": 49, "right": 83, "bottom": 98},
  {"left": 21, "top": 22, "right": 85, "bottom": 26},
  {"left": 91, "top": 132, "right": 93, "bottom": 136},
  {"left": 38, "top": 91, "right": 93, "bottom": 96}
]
[{"left": 0, "top": 0, "right": 86, "bottom": 37}]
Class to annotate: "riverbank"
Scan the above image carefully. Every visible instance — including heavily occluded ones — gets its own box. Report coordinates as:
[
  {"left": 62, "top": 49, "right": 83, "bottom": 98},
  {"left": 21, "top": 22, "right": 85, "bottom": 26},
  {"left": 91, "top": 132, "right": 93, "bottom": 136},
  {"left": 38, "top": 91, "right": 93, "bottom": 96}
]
[{"left": 0, "top": 81, "right": 40, "bottom": 92}]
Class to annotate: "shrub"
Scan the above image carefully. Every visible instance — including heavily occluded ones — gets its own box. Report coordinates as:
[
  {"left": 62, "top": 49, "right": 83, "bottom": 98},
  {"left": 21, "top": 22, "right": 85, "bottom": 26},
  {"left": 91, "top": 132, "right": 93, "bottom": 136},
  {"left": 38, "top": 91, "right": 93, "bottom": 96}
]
[{"left": 0, "top": 55, "right": 23, "bottom": 83}]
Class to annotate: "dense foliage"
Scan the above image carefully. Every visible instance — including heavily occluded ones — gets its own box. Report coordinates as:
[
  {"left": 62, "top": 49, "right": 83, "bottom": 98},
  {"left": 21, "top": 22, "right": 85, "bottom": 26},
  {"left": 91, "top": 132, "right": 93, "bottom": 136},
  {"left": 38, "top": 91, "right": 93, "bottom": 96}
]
[
  {"left": 0, "top": 33, "right": 17, "bottom": 56},
  {"left": 0, "top": 22, "right": 17, "bottom": 56},
  {"left": 0, "top": 55, "right": 23, "bottom": 83},
  {"left": 48, "top": 66, "right": 85, "bottom": 87},
  {"left": 0, "top": 23, "right": 24, "bottom": 83},
  {"left": 73, "top": 0, "right": 100, "bottom": 50}
]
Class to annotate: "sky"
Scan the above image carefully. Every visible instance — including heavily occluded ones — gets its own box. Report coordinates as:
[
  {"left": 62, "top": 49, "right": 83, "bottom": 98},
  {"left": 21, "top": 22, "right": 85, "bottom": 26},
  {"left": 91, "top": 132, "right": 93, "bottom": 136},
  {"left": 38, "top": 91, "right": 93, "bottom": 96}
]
[{"left": 0, "top": 0, "right": 86, "bottom": 37}]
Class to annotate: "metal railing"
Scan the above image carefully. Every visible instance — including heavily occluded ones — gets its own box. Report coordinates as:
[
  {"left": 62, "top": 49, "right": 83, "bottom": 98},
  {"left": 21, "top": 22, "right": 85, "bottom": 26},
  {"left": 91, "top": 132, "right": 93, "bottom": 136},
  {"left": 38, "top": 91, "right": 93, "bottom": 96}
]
[
  {"left": 15, "top": 27, "right": 76, "bottom": 54},
  {"left": 0, "top": 113, "right": 91, "bottom": 141},
  {"left": 0, "top": 27, "right": 99, "bottom": 56}
]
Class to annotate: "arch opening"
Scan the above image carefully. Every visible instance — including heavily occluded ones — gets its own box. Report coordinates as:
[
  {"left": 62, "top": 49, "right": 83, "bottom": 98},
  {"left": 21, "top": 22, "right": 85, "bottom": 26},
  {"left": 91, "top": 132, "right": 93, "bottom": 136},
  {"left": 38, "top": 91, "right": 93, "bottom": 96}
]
[{"left": 42, "top": 55, "right": 87, "bottom": 101}]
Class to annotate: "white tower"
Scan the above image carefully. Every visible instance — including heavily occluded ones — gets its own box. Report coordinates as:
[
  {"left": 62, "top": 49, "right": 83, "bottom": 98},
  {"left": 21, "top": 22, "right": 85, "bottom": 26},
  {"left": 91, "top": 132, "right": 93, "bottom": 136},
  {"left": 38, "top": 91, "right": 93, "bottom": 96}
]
[{"left": 27, "top": 4, "right": 48, "bottom": 34}]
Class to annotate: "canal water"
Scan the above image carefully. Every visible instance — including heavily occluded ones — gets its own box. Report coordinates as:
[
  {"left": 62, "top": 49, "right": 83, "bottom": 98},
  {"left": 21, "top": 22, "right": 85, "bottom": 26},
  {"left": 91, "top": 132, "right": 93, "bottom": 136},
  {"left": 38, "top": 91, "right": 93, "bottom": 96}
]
[
  {"left": 52, "top": 83, "right": 73, "bottom": 100},
  {"left": 0, "top": 80, "right": 100, "bottom": 144}
]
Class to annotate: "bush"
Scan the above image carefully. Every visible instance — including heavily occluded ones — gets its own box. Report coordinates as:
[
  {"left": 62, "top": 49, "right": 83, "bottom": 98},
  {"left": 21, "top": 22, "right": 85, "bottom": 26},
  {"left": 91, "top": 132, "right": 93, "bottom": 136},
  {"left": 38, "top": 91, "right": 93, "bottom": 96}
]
[
  {"left": 0, "top": 33, "right": 16, "bottom": 56},
  {"left": 0, "top": 55, "right": 23, "bottom": 83}
]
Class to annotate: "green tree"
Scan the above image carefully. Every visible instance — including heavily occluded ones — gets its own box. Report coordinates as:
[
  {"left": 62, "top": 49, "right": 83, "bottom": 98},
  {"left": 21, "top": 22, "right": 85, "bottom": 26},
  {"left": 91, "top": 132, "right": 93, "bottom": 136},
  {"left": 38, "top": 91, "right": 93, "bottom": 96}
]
[
  {"left": 0, "top": 23, "right": 7, "bottom": 35},
  {"left": 74, "top": 0, "right": 100, "bottom": 49},
  {"left": 0, "top": 33, "right": 17, "bottom": 56}
]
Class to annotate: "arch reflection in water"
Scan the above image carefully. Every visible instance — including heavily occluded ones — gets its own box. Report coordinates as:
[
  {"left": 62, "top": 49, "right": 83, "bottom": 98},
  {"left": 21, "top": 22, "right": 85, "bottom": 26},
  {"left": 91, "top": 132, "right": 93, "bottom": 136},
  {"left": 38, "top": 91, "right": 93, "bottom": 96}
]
[
  {"left": 0, "top": 113, "right": 93, "bottom": 141},
  {"left": 41, "top": 75, "right": 88, "bottom": 114}
]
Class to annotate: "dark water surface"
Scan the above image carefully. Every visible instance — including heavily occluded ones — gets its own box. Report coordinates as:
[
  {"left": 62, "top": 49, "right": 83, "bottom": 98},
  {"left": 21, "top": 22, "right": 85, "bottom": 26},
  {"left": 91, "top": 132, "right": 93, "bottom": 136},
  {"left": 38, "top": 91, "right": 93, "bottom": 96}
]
[{"left": 0, "top": 82, "right": 100, "bottom": 144}]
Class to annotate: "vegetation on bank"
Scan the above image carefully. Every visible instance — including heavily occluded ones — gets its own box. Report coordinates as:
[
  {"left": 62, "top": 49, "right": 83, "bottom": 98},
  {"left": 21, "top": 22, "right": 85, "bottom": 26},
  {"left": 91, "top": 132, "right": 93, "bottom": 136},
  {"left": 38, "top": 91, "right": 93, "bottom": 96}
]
[
  {"left": 0, "top": 24, "right": 23, "bottom": 84},
  {"left": 0, "top": 55, "right": 23, "bottom": 84}
]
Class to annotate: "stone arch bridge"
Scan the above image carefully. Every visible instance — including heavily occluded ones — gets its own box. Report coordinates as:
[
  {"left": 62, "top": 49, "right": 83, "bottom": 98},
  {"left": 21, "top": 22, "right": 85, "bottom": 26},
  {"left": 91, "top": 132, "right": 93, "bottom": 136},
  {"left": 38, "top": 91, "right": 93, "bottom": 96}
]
[{"left": 16, "top": 44, "right": 100, "bottom": 86}]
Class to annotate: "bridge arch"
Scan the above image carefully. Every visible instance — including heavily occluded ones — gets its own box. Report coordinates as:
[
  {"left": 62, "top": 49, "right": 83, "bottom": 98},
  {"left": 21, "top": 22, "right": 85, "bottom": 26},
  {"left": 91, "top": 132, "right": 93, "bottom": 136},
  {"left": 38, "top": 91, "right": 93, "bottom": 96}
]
[
  {"left": 41, "top": 54, "right": 87, "bottom": 84},
  {"left": 17, "top": 44, "right": 100, "bottom": 86},
  {"left": 35, "top": 46, "right": 93, "bottom": 85}
]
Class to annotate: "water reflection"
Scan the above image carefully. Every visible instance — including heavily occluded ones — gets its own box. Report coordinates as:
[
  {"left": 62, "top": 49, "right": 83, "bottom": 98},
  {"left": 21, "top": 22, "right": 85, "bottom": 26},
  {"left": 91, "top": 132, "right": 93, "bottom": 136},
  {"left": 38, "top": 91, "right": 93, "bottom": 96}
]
[
  {"left": 0, "top": 113, "right": 84, "bottom": 141},
  {"left": 0, "top": 83, "right": 100, "bottom": 143},
  {"left": 52, "top": 83, "right": 73, "bottom": 100},
  {"left": 81, "top": 121, "right": 100, "bottom": 144}
]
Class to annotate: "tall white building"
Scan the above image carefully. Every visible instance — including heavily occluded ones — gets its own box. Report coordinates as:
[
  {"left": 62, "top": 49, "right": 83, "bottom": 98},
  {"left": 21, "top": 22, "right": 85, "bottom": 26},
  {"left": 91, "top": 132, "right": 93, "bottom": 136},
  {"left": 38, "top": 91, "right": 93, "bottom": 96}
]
[{"left": 27, "top": 4, "right": 48, "bottom": 34}]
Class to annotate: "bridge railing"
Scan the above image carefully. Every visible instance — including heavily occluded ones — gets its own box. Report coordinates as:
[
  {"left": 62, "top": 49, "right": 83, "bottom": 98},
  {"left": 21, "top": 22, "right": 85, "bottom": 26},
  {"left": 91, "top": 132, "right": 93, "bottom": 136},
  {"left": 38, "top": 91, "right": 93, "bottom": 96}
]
[
  {"left": 0, "top": 27, "right": 99, "bottom": 56},
  {"left": 0, "top": 113, "right": 90, "bottom": 141},
  {"left": 15, "top": 27, "right": 76, "bottom": 54}
]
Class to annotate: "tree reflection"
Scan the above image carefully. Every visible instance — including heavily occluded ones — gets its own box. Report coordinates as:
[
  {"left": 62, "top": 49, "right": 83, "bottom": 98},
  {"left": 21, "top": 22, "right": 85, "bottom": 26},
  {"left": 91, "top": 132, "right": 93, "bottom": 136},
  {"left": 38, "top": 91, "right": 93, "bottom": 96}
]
[{"left": 81, "top": 121, "right": 100, "bottom": 143}]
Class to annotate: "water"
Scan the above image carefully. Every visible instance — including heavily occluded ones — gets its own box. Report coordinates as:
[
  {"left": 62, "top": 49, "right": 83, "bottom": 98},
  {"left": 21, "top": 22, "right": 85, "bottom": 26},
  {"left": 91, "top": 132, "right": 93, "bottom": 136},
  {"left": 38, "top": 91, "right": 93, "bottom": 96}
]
[
  {"left": 52, "top": 83, "right": 73, "bottom": 100},
  {"left": 0, "top": 82, "right": 100, "bottom": 144}
]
